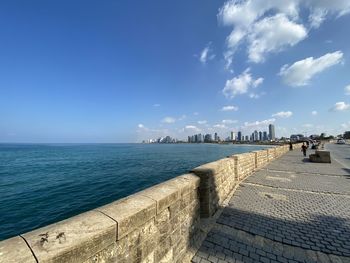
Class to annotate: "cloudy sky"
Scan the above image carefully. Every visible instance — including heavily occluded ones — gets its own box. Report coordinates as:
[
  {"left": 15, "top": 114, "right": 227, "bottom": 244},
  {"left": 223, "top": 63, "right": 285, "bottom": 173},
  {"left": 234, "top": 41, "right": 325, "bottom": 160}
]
[{"left": 1, "top": 0, "right": 350, "bottom": 143}]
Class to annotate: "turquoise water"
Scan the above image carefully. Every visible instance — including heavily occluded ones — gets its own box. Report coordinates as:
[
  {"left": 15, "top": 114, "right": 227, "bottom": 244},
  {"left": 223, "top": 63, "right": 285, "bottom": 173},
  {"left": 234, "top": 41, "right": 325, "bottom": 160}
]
[{"left": 0, "top": 143, "right": 268, "bottom": 240}]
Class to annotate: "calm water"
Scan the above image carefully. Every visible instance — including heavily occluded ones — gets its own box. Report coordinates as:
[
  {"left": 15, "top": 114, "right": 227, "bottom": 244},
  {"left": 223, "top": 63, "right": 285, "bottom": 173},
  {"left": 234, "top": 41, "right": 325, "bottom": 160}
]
[{"left": 0, "top": 143, "right": 268, "bottom": 240}]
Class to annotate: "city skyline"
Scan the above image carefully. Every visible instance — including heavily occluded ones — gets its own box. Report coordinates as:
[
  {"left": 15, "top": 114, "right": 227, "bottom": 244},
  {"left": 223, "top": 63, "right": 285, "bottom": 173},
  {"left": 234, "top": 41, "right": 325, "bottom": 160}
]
[
  {"left": 142, "top": 124, "right": 287, "bottom": 143},
  {"left": 1, "top": 1, "right": 350, "bottom": 143}
]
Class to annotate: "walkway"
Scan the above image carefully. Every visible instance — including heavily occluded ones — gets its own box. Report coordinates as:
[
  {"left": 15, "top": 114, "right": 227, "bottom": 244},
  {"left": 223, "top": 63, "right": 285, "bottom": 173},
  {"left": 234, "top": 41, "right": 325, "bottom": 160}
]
[{"left": 192, "top": 145, "right": 350, "bottom": 263}]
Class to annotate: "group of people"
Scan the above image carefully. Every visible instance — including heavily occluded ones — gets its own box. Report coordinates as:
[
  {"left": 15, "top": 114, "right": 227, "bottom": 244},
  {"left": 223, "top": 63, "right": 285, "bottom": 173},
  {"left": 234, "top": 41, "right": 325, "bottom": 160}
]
[{"left": 290, "top": 140, "right": 320, "bottom": 157}]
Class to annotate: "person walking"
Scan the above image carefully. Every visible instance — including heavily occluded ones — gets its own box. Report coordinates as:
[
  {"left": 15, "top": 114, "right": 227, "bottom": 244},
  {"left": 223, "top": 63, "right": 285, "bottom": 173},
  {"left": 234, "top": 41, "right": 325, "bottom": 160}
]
[{"left": 301, "top": 143, "right": 307, "bottom": 157}]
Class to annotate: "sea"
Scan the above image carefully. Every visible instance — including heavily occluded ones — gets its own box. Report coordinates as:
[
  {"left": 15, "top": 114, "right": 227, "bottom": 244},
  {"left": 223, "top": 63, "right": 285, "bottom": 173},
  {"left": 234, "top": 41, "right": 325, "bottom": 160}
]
[{"left": 0, "top": 143, "right": 269, "bottom": 240}]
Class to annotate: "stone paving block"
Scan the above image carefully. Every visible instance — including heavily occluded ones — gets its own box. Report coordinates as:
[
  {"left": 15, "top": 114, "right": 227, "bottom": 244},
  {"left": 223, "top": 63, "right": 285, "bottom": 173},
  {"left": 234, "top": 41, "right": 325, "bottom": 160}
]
[{"left": 192, "top": 148, "right": 350, "bottom": 263}]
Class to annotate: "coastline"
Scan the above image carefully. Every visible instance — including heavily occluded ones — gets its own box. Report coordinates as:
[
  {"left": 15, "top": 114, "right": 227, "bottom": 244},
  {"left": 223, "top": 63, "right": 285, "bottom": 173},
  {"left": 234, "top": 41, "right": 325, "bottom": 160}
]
[{"left": 0, "top": 144, "right": 296, "bottom": 263}]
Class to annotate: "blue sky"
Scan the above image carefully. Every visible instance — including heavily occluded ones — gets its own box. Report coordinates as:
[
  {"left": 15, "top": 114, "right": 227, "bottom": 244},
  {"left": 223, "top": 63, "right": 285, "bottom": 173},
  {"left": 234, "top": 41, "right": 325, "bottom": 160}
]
[{"left": 0, "top": 0, "right": 350, "bottom": 143}]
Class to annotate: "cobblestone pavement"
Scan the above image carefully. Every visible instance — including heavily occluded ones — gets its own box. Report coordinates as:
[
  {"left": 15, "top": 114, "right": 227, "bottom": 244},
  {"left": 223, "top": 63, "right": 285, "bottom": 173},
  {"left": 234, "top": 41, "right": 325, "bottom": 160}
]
[{"left": 192, "top": 147, "right": 350, "bottom": 263}]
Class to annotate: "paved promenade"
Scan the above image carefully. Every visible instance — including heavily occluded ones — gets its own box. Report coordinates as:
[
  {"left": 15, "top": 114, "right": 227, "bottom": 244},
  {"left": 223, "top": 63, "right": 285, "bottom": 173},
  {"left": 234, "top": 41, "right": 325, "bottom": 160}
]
[{"left": 192, "top": 146, "right": 350, "bottom": 263}]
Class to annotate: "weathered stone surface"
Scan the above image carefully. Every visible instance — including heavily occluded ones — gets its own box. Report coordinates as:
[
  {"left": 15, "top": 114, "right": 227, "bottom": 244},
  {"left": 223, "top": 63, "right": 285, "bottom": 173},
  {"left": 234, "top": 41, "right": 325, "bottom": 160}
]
[
  {"left": 158, "top": 248, "right": 173, "bottom": 263},
  {"left": 232, "top": 152, "right": 255, "bottom": 180},
  {"left": 22, "top": 211, "right": 116, "bottom": 263},
  {"left": 97, "top": 193, "right": 156, "bottom": 240},
  {"left": 267, "top": 148, "right": 276, "bottom": 161},
  {"left": 115, "top": 219, "right": 158, "bottom": 262},
  {"left": 169, "top": 174, "right": 200, "bottom": 196},
  {"left": 83, "top": 243, "right": 117, "bottom": 263},
  {"left": 139, "top": 182, "right": 180, "bottom": 214},
  {"left": 192, "top": 158, "right": 236, "bottom": 218},
  {"left": 253, "top": 150, "right": 268, "bottom": 169},
  {"left": 0, "top": 236, "right": 36, "bottom": 263}
]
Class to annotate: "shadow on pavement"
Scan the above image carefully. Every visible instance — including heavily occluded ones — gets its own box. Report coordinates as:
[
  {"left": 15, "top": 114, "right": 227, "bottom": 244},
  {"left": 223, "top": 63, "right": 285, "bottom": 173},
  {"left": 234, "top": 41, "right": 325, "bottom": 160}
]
[{"left": 194, "top": 205, "right": 350, "bottom": 263}]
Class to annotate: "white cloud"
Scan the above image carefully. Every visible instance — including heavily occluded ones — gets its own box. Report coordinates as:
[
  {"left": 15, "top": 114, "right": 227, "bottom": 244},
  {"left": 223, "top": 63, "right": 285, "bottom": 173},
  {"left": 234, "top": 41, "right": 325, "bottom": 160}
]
[
  {"left": 184, "top": 125, "right": 201, "bottom": 132},
  {"left": 213, "top": 124, "right": 227, "bottom": 129},
  {"left": 272, "top": 111, "right": 293, "bottom": 118},
  {"left": 345, "top": 85, "right": 350, "bottom": 95},
  {"left": 311, "top": 110, "right": 318, "bottom": 115},
  {"left": 138, "top": 124, "right": 145, "bottom": 129},
  {"left": 199, "top": 43, "right": 215, "bottom": 64},
  {"left": 218, "top": 0, "right": 298, "bottom": 28},
  {"left": 249, "top": 91, "right": 266, "bottom": 99},
  {"left": 248, "top": 14, "right": 307, "bottom": 63},
  {"left": 241, "top": 118, "right": 276, "bottom": 134},
  {"left": 153, "top": 104, "right": 160, "bottom": 107},
  {"left": 218, "top": 0, "right": 350, "bottom": 67},
  {"left": 330, "top": 101, "right": 350, "bottom": 112},
  {"left": 341, "top": 121, "right": 350, "bottom": 129},
  {"left": 307, "top": 0, "right": 350, "bottom": 18},
  {"left": 222, "top": 68, "right": 263, "bottom": 98},
  {"left": 197, "top": 120, "right": 207, "bottom": 125},
  {"left": 244, "top": 118, "right": 276, "bottom": 128},
  {"left": 309, "top": 8, "right": 327, "bottom": 28},
  {"left": 222, "top": 119, "right": 238, "bottom": 124},
  {"left": 302, "top": 123, "right": 314, "bottom": 128},
  {"left": 221, "top": 105, "right": 239, "bottom": 111},
  {"left": 162, "top": 117, "right": 176, "bottom": 124},
  {"left": 193, "top": 112, "right": 199, "bottom": 116},
  {"left": 253, "top": 77, "right": 264, "bottom": 87},
  {"left": 249, "top": 93, "right": 259, "bottom": 99},
  {"left": 178, "top": 115, "right": 187, "bottom": 121},
  {"left": 279, "top": 51, "right": 343, "bottom": 87}
]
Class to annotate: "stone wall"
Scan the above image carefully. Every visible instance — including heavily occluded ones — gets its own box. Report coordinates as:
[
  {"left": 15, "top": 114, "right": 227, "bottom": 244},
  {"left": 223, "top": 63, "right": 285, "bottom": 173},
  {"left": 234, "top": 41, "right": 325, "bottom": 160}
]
[
  {"left": 0, "top": 144, "right": 298, "bottom": 263},
  {"left": 191, "top": 158, "right": 236, "bottom": 218},
  {"left": 232, "top": 152, "right": 256, "bottom": 181},
  {"left": 253, "top": 149, "right": 269, "bottom": 169},
  {"left": 267, "top": 148, "right": 276, "bottom": 161},
  {"left": 1, "top": 174, "right": 202, "bottom": 263}
]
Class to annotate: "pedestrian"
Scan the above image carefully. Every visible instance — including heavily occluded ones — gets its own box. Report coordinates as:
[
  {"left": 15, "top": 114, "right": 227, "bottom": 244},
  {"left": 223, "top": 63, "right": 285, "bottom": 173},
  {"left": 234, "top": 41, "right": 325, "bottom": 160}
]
[
  {"left": 301, "top": 143, "right": 307, "bottom": 157},
  {"left": 289, "top": 142, "right": 293, "bottom": 151}
]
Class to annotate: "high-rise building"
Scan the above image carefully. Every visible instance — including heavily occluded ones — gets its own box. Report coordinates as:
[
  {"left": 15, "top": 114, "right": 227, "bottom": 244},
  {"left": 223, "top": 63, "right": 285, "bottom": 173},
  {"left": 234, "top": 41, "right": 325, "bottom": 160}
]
[
  {"left": 269, "top": 124, "right": 275, "bottom": 141},
  {"left": 204, "top": 134, "right": 212, "bottom": 143},
  {"left": 259, "top": 131, "right": 262, "bottom": 141},
  {"left": 254, "top": 130, "right": 258, "bottom": 141},
  {"left": 263, "top": 131, "right": 268, "bottom": 141},
  {"left": 214, "top": 132, "right": 218, "bottom": 142},
  {"left": 237, "top": 131, "right": 242, "bottom": 141},
  {"left": 245, "top": 135, "right": 249, "bottom": 141},
  {"left": 230, "top": 131, "right": 236, "bottom": 141}
]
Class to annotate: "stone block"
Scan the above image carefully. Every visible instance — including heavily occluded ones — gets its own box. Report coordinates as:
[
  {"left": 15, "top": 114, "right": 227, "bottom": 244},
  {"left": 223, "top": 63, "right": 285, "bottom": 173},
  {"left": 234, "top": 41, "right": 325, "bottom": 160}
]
[
  {"left": 97, "top": 193, "right": 156, "bottom": 240},
  {"left": 158, "top": 248, "right": 173, "bottom": 263},
  {"left": 22, "top": 211, "right": 116, "bottom": 263},
  {"left": 174, "top": 174, "right": 200, "bottom": 196},
  {"left": 115, "top": 219, "right": 158, "bottom": 262},
  {"left": 154, "top": 236, "right": 172, "bottom": 262},
  {"left": 155, "top": 208, "right": 171, "bottom": 239},
  {"left": 83, "top": 243, "right": 117, "bottom": 263},
  {"left": 139, "top": 181, "right": 180, "bottom": 214},
  {"left": 0, "top": 236, "right": 37, "bottom": 263},
  {"left": 309, "top": 151, "right": 331, "bottom": 163}
]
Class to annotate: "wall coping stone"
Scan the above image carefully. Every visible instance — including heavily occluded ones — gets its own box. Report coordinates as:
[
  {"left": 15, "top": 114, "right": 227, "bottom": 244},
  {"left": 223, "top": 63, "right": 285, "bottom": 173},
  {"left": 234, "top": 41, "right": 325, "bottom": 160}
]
[
  {"left": 96, "top": 193, "right": 156, "bottom": 240},
  {"left": 138, "top": 180, "right": 181, "bottom": 214},
  {"left": 22, "top": 210, "right": 116, "bottom": 263},
  {"left": 0, "top": 236, "right": 36, "bottom": 263},
  {"left": 191, "top": 158, "right": 233, "bottom": 177}
]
